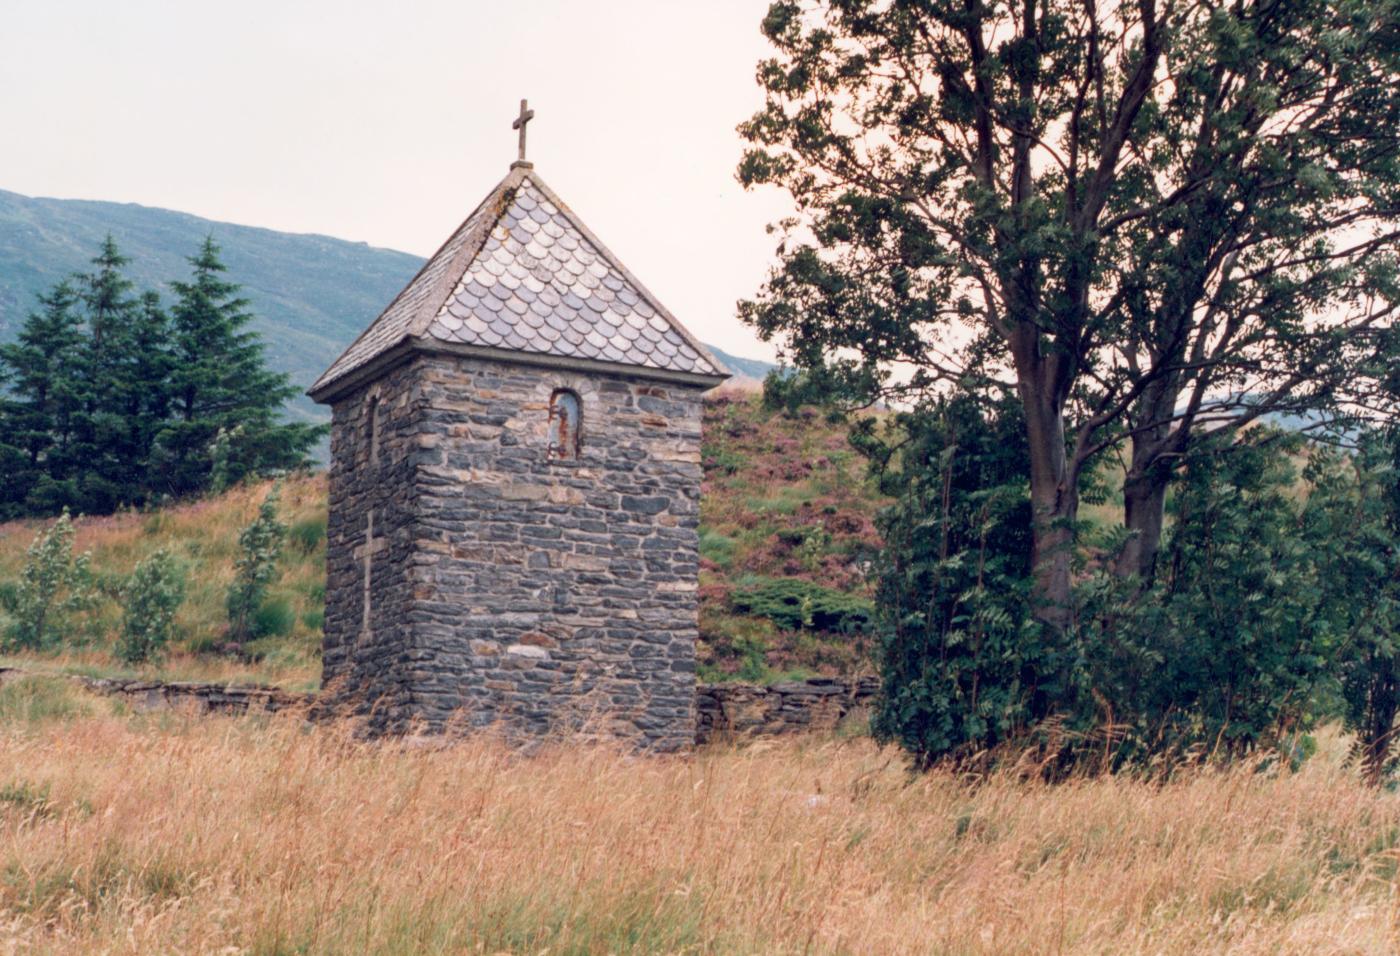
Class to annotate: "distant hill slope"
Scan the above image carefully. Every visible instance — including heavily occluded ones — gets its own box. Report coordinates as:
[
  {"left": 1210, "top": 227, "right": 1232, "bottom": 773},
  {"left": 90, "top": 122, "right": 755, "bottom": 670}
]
[
  {"left": 707, "top": 346, "right": 779, "bottom": 383},
  {"left": 0, "top": 189, "right": 775, "bottom": 422}
]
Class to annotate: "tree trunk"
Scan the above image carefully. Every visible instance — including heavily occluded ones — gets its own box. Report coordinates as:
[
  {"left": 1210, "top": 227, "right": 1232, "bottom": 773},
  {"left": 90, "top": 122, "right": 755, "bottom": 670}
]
[
  {"left": 1117, "top": 459, "right": 1171, "bottom": 585},
  {"left": 1361, "top": 661, "right": 1400, "bottom": 787},
  {"left": 1020, "top": 384, "right": 1078, "bottom": 634},
  {"left": 1116, "top": 379, "right": 1181, "bottom": 586}
]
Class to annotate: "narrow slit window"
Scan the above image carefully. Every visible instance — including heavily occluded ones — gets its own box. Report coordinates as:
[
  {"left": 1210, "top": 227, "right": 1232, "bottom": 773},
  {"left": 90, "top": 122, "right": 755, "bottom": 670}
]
[
  {"left": 548, "top": 390, "right": 581, "bottom": 460},
  {"left": 366, "top": 395, "right": 382, "bottom": 464}
]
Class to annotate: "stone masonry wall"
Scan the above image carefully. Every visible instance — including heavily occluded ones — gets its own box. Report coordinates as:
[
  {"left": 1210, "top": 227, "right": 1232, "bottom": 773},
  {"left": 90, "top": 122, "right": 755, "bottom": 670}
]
[
  {"left": 0, "top": 667, "right": 875, "bottom": 747},
  {"left": 695, "top": 677, "right": 879, "bottom": 744},
  {"left": 321, "top": 360, "right": 426, "bottom": 729},
  {"left": 404, "top": 353, "right": 705, "bottom": 751}
]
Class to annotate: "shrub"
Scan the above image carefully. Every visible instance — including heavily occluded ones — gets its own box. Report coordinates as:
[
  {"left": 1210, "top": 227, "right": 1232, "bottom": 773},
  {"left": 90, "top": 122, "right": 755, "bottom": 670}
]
[
  {"left": 226, "top": 485, "right": 286, "bottom": 645},
  {"left": 1305, "top": 431, "right": 1400, "bottom": 783},
  {"left": 729, "top": 577, "right": 873, "bottom": 634},
  {"left": 288, "top": 515, "right": 327, "bottom": 555},
  {"left": 253, "top": 596, "right": 296, "bottom": 639},
  {"left": 859, "top": 395, "right": 1052, "bottom": 769},
  {"left": 116, "top": 549, "right": 186, "bottom": 664},
  {"left": 2, "top": 511, "right": 93, "bottom": 652},
  {"left": 1084, "top": 431, "right": 1336, "bottom": 764}
]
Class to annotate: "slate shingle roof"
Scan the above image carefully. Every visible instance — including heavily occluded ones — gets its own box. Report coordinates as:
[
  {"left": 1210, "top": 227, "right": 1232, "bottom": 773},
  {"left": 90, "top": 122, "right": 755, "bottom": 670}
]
[{"left": 310, "top": 165, "right": 728, "bottom": 400}]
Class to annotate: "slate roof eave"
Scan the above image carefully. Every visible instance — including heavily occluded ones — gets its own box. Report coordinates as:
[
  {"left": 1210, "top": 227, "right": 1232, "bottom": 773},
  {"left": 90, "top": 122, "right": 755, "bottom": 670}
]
[
  {"left": 308, "top": 165, "right": 528, "bottom": 397},
  {"left": 516, "top": 169, "right": 731, "bottom": 381},
  {"left": 308, "top": 337, "right": 729, "bottom": 404},
  {"left": 309, "top": 162, "right": 732, "bottom": 403}
]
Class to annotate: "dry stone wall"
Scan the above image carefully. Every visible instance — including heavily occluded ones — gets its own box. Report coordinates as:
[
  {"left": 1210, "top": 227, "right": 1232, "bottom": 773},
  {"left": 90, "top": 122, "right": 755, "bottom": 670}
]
[
  {"left": 0, "top": 668, "right": 311, "bottom": 716},
  {"left": 1, "top": 666, "right": 877, "bottom": 747},
  {"left": 695, "top": 677, "right": 879, "bottom": 744}
]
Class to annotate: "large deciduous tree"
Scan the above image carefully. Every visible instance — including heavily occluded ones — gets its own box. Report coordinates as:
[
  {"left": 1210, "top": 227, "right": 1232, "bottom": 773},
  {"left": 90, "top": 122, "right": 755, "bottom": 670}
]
[{"left": 738, "top": 0, "right": 1400, "bottom": 627}]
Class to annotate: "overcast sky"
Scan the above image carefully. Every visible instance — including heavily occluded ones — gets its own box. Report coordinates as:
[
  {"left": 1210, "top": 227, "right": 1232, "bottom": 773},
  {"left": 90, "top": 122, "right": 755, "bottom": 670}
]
[{"left": 2, "top": 0, "right": 789, "bottom": 361}]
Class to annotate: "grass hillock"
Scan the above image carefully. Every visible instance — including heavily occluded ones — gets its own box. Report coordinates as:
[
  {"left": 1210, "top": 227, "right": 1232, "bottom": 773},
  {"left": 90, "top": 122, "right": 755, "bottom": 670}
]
[
  {"left": 0, "top": 392, "right": 884, "bottom": 688},
  {"left": 0, "top": 476, "right": 327, "bottom": 690},
  {"left": 698, "top": 391, "right": 885, "bottom": 681}
]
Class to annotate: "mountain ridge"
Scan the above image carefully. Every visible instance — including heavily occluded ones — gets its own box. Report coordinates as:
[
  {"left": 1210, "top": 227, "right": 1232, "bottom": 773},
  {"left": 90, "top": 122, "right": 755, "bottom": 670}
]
[{"left": 0, "top": 188, "right": 775, "bottom": 423}]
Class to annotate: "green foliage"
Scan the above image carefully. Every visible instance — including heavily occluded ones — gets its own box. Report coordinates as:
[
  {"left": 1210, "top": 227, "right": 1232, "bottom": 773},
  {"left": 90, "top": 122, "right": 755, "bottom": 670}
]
[
  {"left": 730, "top": 577, "right": 873, "bottom": 634},
  {"left": 1306, "top": 432, "right": 1400, "bottom": 783},
  {"left": 252, "top": 596, "right": 296, "bottom": 639},
  {"left": 155, "top": 237, "right": 324, "bottom": 498},
  {"left": 0, "top": 281, "right": 85, "bottom": 518},
  {"left": 68, "top": 236, "right": 154, "bottom": 516},
  {"left": 698, "top": 530, "right": 737, "bottom": 569},
  {"left": 738, "top": 0, "right": 1400, "bottom": 631},
  {"left": 0, "top": 236, "right": 324, "bottom": 519},
  {"left": 207, "top": 426, "right": 240, "bottom": 496},
  {"left": 1084, "top": 433, "right": 1333, "bottom": 761},
  {"left": 226, "top": 485, "right": 286, "bottom": 645},
  {"left": 287, "top": 515, "right": 327, "bottom": 555},
  {"left": 2, "top": 512, "right": 92, "bottom": 652},
  {"left": 116, "top": 549, "right": 185, "bottom": 664},
  {"left": 862, "top": 403, "right": 1376, "bottom": 773},
  {"left": 862, "top": 395, "right": 1066, "bottom": 768}
]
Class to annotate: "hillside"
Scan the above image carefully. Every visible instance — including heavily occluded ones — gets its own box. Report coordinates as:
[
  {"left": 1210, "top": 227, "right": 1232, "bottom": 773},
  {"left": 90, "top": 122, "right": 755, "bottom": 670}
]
[
  {"left": 0, "top": 392, "right": 882, "bottom": 688},
  {"left": 0, "top": 189, "right": 775, "bottom": 425}
]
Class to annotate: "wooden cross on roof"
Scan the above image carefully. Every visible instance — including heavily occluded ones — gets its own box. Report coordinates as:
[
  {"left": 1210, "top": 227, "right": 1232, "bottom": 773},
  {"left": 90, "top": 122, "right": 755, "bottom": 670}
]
[{"left": 512, "top": 99, "right": 535, "bottom": 165}]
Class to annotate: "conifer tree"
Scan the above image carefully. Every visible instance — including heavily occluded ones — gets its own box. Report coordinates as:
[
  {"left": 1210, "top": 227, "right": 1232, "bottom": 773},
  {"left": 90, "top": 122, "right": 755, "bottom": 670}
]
[
  {"left": 72, "top": 235, "right": 142, "bottom": 513},
  {"left": 0, "top": 280, "right": 86, "bottom": 516},
  {"left": 122, "top": 290, "right": 175, "bottom": 496},
  {"left": 155, "top": 236, "right": 320, "bottom": 496}
]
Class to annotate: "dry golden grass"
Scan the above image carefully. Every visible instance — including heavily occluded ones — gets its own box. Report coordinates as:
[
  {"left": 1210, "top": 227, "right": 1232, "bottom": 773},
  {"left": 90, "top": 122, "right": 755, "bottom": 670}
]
[{"left": 1, "top": 678, "right": 1398, "bottom": 955}]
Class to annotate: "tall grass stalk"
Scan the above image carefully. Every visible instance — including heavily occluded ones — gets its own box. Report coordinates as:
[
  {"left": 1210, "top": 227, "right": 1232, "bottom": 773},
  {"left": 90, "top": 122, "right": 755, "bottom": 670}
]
[{"left": 0, "top": 712, "right": 1396, "bottom": 953}]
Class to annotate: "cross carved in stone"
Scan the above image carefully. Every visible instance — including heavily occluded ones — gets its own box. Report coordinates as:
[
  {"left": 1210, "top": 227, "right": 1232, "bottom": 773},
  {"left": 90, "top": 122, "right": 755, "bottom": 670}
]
[
  {"left": 353, "top": 509, "right": 388, "bottom": 634},
  {"left": 512, "top": 98, "right": 535, "bottom": 163}
]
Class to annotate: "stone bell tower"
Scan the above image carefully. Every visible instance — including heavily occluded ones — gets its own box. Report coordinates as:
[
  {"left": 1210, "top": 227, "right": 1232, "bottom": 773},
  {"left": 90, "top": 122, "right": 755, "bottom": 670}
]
[{"left": 308, "top": 102, "right": 729, "bottom": 750}]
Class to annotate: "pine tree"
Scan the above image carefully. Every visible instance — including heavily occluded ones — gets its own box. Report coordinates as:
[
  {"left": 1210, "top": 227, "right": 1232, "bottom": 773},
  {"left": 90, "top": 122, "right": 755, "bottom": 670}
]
[
  {"left": 155, "top": 236, "right": 321, "bottom": 497},
  {"left": 0, "top": 280, "right": 86, "bottom": 516},
  {"left": 122, "top": 290, "right": 175, "bottom": 498},
  {"left": 72, "top": 235, "right": 142, "bottom": 514}
]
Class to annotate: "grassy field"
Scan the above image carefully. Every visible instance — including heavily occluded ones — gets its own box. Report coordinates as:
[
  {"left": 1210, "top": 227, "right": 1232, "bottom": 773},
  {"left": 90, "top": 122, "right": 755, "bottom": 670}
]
[
  {"left": 0, "top": 675, "right": 1394, "bottom": 954},
  {"left": 0, "top": 475, "right": 329, "bottom": 691},
  {"left": 0, "top": 392, "right": 887, "bottom": 688}
]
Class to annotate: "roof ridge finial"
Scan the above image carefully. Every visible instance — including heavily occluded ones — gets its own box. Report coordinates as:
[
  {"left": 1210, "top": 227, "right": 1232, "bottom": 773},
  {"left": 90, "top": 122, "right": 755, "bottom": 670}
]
[{"left": 511, "top": 98, "right": 535, "bottom": 169}]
